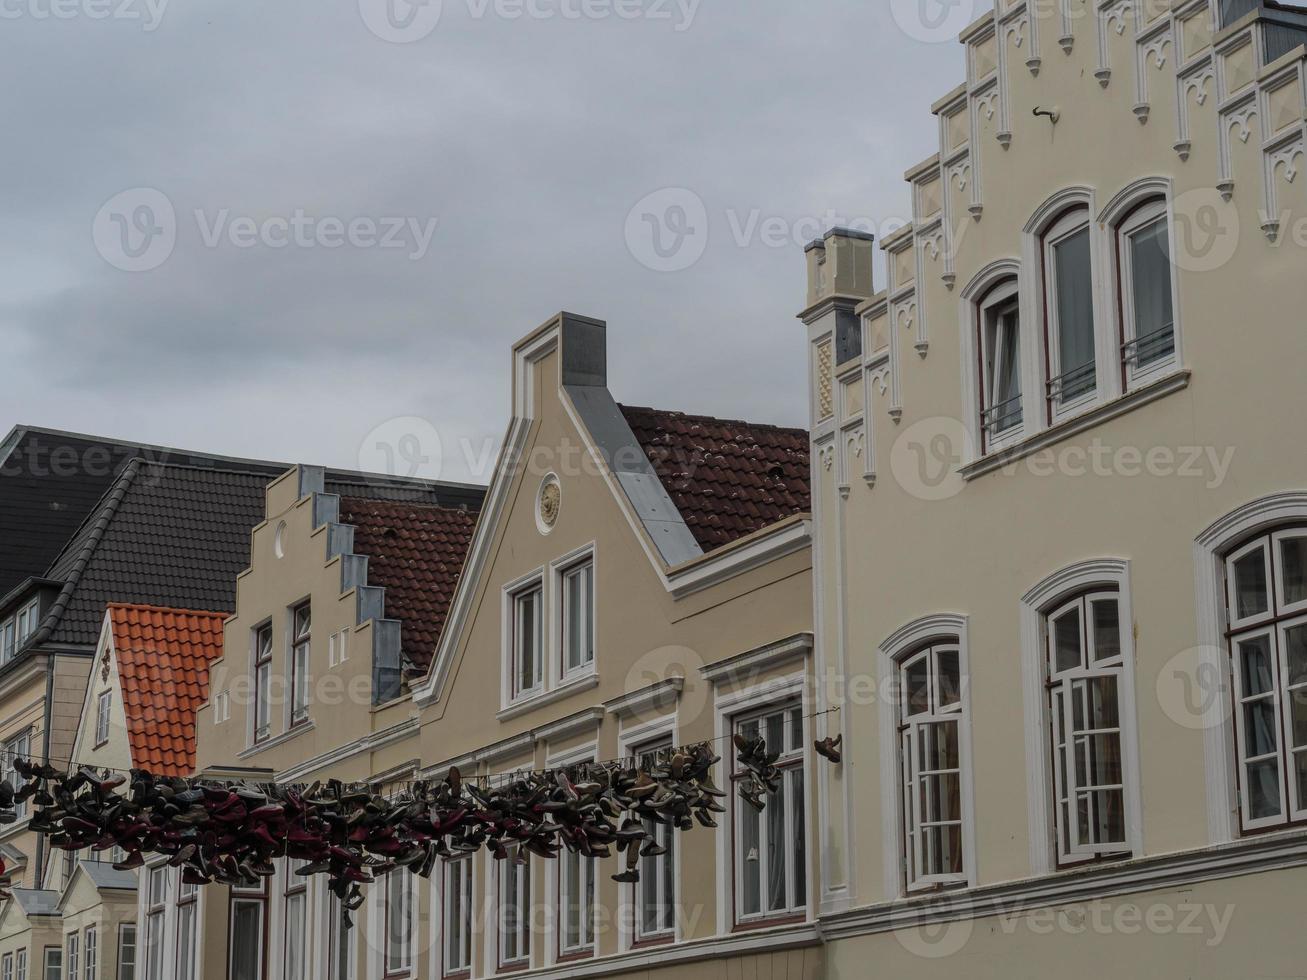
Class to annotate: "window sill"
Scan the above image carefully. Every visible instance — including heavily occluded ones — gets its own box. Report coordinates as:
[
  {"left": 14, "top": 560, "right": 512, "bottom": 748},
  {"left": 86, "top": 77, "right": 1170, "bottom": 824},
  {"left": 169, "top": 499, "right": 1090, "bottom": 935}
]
[
  {"left": 731, "top": 912, "right": 808, "bottom": 934},
  {"left": 238, "top": 721, "right": 316, "bottom": 759},
  {"left": 962, "top": 369, "right": 1190, "bottom": 481},
  {"left": 498, "top": 673, "right": 599, "bottom": 722}
]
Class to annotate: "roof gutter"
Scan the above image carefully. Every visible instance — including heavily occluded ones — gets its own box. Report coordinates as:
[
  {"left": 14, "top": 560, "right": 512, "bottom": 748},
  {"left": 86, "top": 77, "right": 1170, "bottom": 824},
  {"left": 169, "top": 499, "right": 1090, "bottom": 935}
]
[{"left": 35, "top": 652, "right": 53, "bottom": 886}]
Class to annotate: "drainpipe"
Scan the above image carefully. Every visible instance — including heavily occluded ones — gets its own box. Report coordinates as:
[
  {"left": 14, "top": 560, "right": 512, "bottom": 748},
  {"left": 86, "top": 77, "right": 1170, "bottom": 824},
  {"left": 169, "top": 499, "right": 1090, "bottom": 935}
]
[{"left": 35, "top": 652, "right": 53, "bottom": 887}]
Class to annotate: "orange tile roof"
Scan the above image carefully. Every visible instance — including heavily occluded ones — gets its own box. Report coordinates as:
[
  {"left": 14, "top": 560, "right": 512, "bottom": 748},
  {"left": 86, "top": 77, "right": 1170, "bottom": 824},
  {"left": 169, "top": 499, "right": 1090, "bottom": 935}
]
[{"left": 106, "top": 603, "right": 226, "bottom": 778}]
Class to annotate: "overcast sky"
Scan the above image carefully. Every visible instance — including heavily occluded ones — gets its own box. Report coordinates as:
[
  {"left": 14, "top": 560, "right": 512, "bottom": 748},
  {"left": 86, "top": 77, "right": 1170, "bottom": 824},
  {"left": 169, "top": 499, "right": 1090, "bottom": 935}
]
[{"left": 0, "top": 0, "right": 975, "bottom": 485}]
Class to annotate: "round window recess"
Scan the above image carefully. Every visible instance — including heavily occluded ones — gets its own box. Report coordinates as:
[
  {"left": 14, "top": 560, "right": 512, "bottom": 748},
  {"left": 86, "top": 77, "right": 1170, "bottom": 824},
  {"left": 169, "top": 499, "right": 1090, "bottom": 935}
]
[
  {"left": 537, "top": 475, "right": 561, "bottom": 534},
  {"left": 274, "top": 521, "right": 288, "bottom": 559}
]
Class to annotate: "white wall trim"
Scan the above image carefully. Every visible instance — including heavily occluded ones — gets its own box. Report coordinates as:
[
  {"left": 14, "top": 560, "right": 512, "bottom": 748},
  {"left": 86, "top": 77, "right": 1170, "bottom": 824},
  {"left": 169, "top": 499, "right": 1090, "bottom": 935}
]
[
  {"left": 603, "top": 677, "right": 683, "bottom": 721},
  {"left": 1018, "top": 558, "right": 1144, "bottom": 874},
  {"left": 699, "top": 632, "right": 813, "bottom": 687},
  {"left": 1193, "top": 490, "right": 1307, "bottom": 844},
  {"left": 665, "top": 519, "right": 812, "bottom": 600},
  {"left": 615, "top": 712, "right": 679, "bottom": 952}
]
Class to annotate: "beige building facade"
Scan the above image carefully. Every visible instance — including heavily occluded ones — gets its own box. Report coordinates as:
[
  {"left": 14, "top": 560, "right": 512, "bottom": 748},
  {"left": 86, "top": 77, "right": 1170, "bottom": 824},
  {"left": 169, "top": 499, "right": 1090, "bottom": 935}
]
[{"left": 801, "top": 0, "right": 1307, "bottom": 976}]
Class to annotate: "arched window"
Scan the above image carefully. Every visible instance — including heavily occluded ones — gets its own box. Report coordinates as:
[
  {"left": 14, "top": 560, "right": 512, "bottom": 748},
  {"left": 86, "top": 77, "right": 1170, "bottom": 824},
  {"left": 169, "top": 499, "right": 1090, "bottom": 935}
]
[
  {"left": 1042, "top": 205, "right": 1097, "bottom": 418},
  {"left": 977, "top": 277, "right": 1023, "bottom": 450}
]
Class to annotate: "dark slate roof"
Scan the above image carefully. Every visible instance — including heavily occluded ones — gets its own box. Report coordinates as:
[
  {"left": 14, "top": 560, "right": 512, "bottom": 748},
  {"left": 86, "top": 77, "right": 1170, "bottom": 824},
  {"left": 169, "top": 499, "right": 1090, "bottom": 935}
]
[
  {"left": 0, "top": 425, "right": 485, "bottom": 599},
  {"left": 619, "top": 406, "right": 811, "bottom": 553},
  {"left": 74, "top": 861, "right": 138, "bottom": 893},
  {"left": 39, "top": 463, "right": 268, "bottom": 648},
  {"left": 340, "top": 498, "right": 478, "bottom": 675}
]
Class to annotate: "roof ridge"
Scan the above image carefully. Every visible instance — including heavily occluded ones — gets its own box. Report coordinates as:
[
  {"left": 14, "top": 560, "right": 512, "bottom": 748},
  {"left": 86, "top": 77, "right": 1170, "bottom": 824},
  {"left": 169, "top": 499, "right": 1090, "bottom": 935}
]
[
  {"left": 107, "top": 601, "right": 228, "bottom": 619},
  {"left": 339, "top": 495, "right": 479, "bottom": 516},
  {"left": 618, "top": 403, "right": 810, "bottom": 437}
]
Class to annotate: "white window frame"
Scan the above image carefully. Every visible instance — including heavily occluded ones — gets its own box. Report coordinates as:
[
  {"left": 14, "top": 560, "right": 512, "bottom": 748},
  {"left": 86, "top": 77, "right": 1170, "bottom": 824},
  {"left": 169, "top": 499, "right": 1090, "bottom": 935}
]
[
  {"left": 323, "top": 889, "right": 355, "bottom": 980},
  {"left": 546, "top": 743, "right": 597, "bottom": 963},
  {"left": 16, "top": 600, "right": 39, "bottom": 645},
  {"left": 497, "top": 852, "right": 532, "bottom": 970},
  {"left": 289, "top": 603, "right": 311, "bottom": 729},
  {"left": 1115, "top": 198, "right": 1179, "bottom": 389},
  {"left": 14, "top": 949, "right": 24, "bottom": 980},
  {"left": 228, "top": 880, "right": 267, "bottom": 980},
  {"left": 2, "top": 729, "right": 31, "bottom": 822},
  {"left": 729, "top": 701, "right": 808, "bottom": 924},
  {"left": 252, "top": 623, "right": 274, "bottom": 746},
  {"left": 116, "top": 925, "right": 135, "bottom": 980},
  {"left": 1224, "top": 527, "right": 1307, "bottom": 832},
  {"left": 65, "top": 933, "right": 78, "bottom": 980},
  {"left": 1020, "top": 560, "right": 1145, "bottom": 874},
  {"left": 94, "top": 690, "right": 111, "bottom": 748},
  {"left": 83, "top": 927, "right": 96, "bottom": 980},
  {"left": 558, "top": 557, "right": 596, "bottom": 681},
  {"left": 977, "top": 278, "right": 1025, "bottom": 453},
  {"left": 878, "top": 615, "right": 978, "bottom": 897},
  {"left": 382, "top": 870, "right": 413, "bottom": 978},
  {"left": 328, "top": 629, "right": 350, "bottom": 669},
  {"left": 440, "top": 857, "right": 474, "bottom": 977},
  {"left": 43, "top": 950, "right": 60, "bottom": 980},
  {"left": 281, "top": 863, "right": 307, "bottom": 980},
  {"left": 506, "top": 576, "right": 545, "bottom": 703},
  {"left": 1044, "top": 590, "right": 1133, "bottom": 865},
  {"left": 0, "top": 620, "right": 14, "bottom": 663},
  {"left": 4, "top": 951, "right": 13, "bottom": 980},
  {"left": 616, "top": 713, "right": 679, "bottom": 951},
  {"left": 213, "top": 692, "right": 231, "bottom": 725},
  {"left": 1042, "top": 207, "right": 1100, "bottom": 422},
  {"left": 142, "top": 867, "right": 167, "bottom": 980}
]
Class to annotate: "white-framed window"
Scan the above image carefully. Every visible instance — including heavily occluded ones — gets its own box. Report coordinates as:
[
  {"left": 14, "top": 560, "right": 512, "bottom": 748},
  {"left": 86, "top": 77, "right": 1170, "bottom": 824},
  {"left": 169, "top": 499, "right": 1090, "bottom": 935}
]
[
  {"left": 441, "top": 858, "right": 473, "bottom": 977},
  {"left": 1115, "top": 197, "right": 1178, "bottom": 389},
  {"left": 328, "top": 629, "right": 350, "bottom": 668},
  {"left": 325, "top": 894, "right": 354, "bottom": 980},
  {"left": 732, "top": 702, "right": 807, "bottom": 924},
  {"left": 555, "top": 751, "right": 596, "bottom": 961},
  {"left": 2, "top": 730, "right": 31, "bottom": 822},
  {"left": 252, "top": 624, "right": 273, "bottom": 745},
  {"left": 116, "top": 926, "right": 135, "bottom": 980},
  {"left": 289, "top": 603, "right": 311, "bottom": 728},
  {"left": 1045, "top": 591, "right": 1132, "bottom": 864},
  {"left": 94, "top": 691, "right": 111, "bottom": 748},
  {"left": 976, "top": 278, "right": 1023, "bottom": 451},
  {"left": 83, "top": 928, "right": 95, "bottom": 980},
  {"left": 16, "top": 600, "right": 39, "bottom": 645},
  {"left": 142, "top": 867, "right": 167, "bottom": 980},
  {"left": 4, "top": 951, "right": 13, "bottom": 980},
  {"left": 897, "top": 640, "right": 968, "bottom": 891},
  {"left": 560, "top": 560, "right": 595, "bottom": 678},
  {"left": 214, "top": 692, "right": 231, "bottom": 725},
  {"left": 1042, "top": 207, "right": 1098, "bottom": 420},
  {"left": 0, "top": 620, "right": 14, "bottom": 663},
  {"left": 174, "top": 878, "right": 197, "bottom": 980},
  {"left": 1225, "top": 528, "right": 1307, "bottom": 831},
  {"left": 43, "top": 950, "right": 60, "bottom": 980},
  {"left": 14, "top": 949, "right": 24, "bottom": 980},
  {"left": 383, "top": 870, "right": 412, "bottom": 977},
  {"left": 282, "top": 864, "right": 306, "bottom": 980},
  {"left": 229, "top": 881, "right": 266, "bottom": 980},
  {"left": 499, "top": 854, "right": 531, "bottom": 969},
  {"left": 633, "top": 739, "right": 675, "bottom": 943},
  {"left": 64, "top": 934, "right": 78, "bottom": 980},
  {"left": 510, "top": 583, "right": 544, "bottom": 700}
]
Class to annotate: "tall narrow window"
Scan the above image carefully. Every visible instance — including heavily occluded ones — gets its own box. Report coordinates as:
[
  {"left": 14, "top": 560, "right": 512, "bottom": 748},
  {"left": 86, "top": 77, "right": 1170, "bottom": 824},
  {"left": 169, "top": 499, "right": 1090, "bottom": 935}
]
[
  {"left": 977, "top": 280, "right": 1023, "bottom": 448},
  {"left": 16, "top": 600, "right": 39, "bottom": 644},
  {"left": 142, "top": 869, "right": 166, "bottom": 980},
  {"left": 83, "top": 927, "right": 96, "bottom": 980},
  {"left": 732, "top": 703, "right": 806, "bottom": 923},
  {"left": 94, "top": 691, "right": 111, "bottom": 747},
  {"left": 442, "top": 858, "right": 473, "bottom": 977},
  {"left": 253, "top": 624, "right": 273, "bottom": 744},
  {"left": 0, "top": 620, "right": 14, "bottom": 662},
  {"left": 634, "top": 739, "right": 675, "bottom": 943},
  {"left": 290, "top": 604, "right": 311, "bottom": 728},
  {"left": 43, "top": 951, "right": 60, "bottom": 980},
  {"left": 558, "top": 767, "right": 596, "bottom": 958},
  {"left": 283, "top": 864, "right": 306, "bottom": 980},
  {"left": 384, "top": 871, "right": 412, "bottom": 977},
  {"left": 4, "top": 952, "right": 13, "bottom": 980},
  {"left": 512, "top": 585, "right": 543, "bottom": 699},
  {"left": 14, "top": 949, "right": 24, "bottom": 980},
  {"left": 65, "top": 935, "right": 78, "bottom": 980},
  {"left": 1118, "top": 199, "right": 1176, "bottom": 385},
  {"left": 899, "top": 641, "right": 967, "bottom": 890},
  {"left": 176, "top": 879, "right": 197, "bottom": 980},
  {"left": 2, "top": 730, "right": 31, "bottom": 822},
  {"left": 1046, "top": 592, "right": 1131, "bottom": 863},
  {"left": 499, "top": 854, "right": 531, "bottom": 968},
  {"left": 1225, "top": 528, "right": 1307, "bottom": 831},
  {"left": 561, "top": 561, "right": 595, "bottom": 677},
  {"left": 117, "top": 926, "right": 136, "bottom": 980},
  {"left": 229, "top": 882, "right": 266, "bottom": 980},
  {"left": 1044, "top": 209, "right": 1097, "bottom": 416},
  {"left": 325, "top": 894, "right": 354, "bottom": 980}
]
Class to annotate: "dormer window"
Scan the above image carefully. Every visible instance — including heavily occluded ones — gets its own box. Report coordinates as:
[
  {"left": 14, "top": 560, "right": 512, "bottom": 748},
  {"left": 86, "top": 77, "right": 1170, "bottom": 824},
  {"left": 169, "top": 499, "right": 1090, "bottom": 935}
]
[
  {"left": 977, "top": 279, "right": 1023, "bottom": 450},
  {"left": 1043, "top": 208, "right": 1098, "bottom": 419}
]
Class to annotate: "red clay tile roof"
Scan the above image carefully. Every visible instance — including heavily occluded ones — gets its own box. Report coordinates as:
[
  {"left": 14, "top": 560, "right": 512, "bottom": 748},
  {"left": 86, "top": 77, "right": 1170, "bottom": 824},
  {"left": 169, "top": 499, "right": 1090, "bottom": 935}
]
[
  {"left": 107, "top": 603, "right": 226, "bottom": 778},
  {"left": 619, "top": 406, "right": 811, "bottom": 553},
  {"left": 339, "top": 499, "right": 478, "bottom": 675}
]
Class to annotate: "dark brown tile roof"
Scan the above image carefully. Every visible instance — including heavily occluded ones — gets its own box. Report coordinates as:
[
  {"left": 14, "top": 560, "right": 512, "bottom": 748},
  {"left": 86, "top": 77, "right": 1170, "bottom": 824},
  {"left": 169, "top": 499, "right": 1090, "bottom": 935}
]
[
  {"left": 339, "top": 498, "right": 478, "bottom": 674},
  {"left": 619, "top": 406, "right": 811, "bottom": 553}
]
